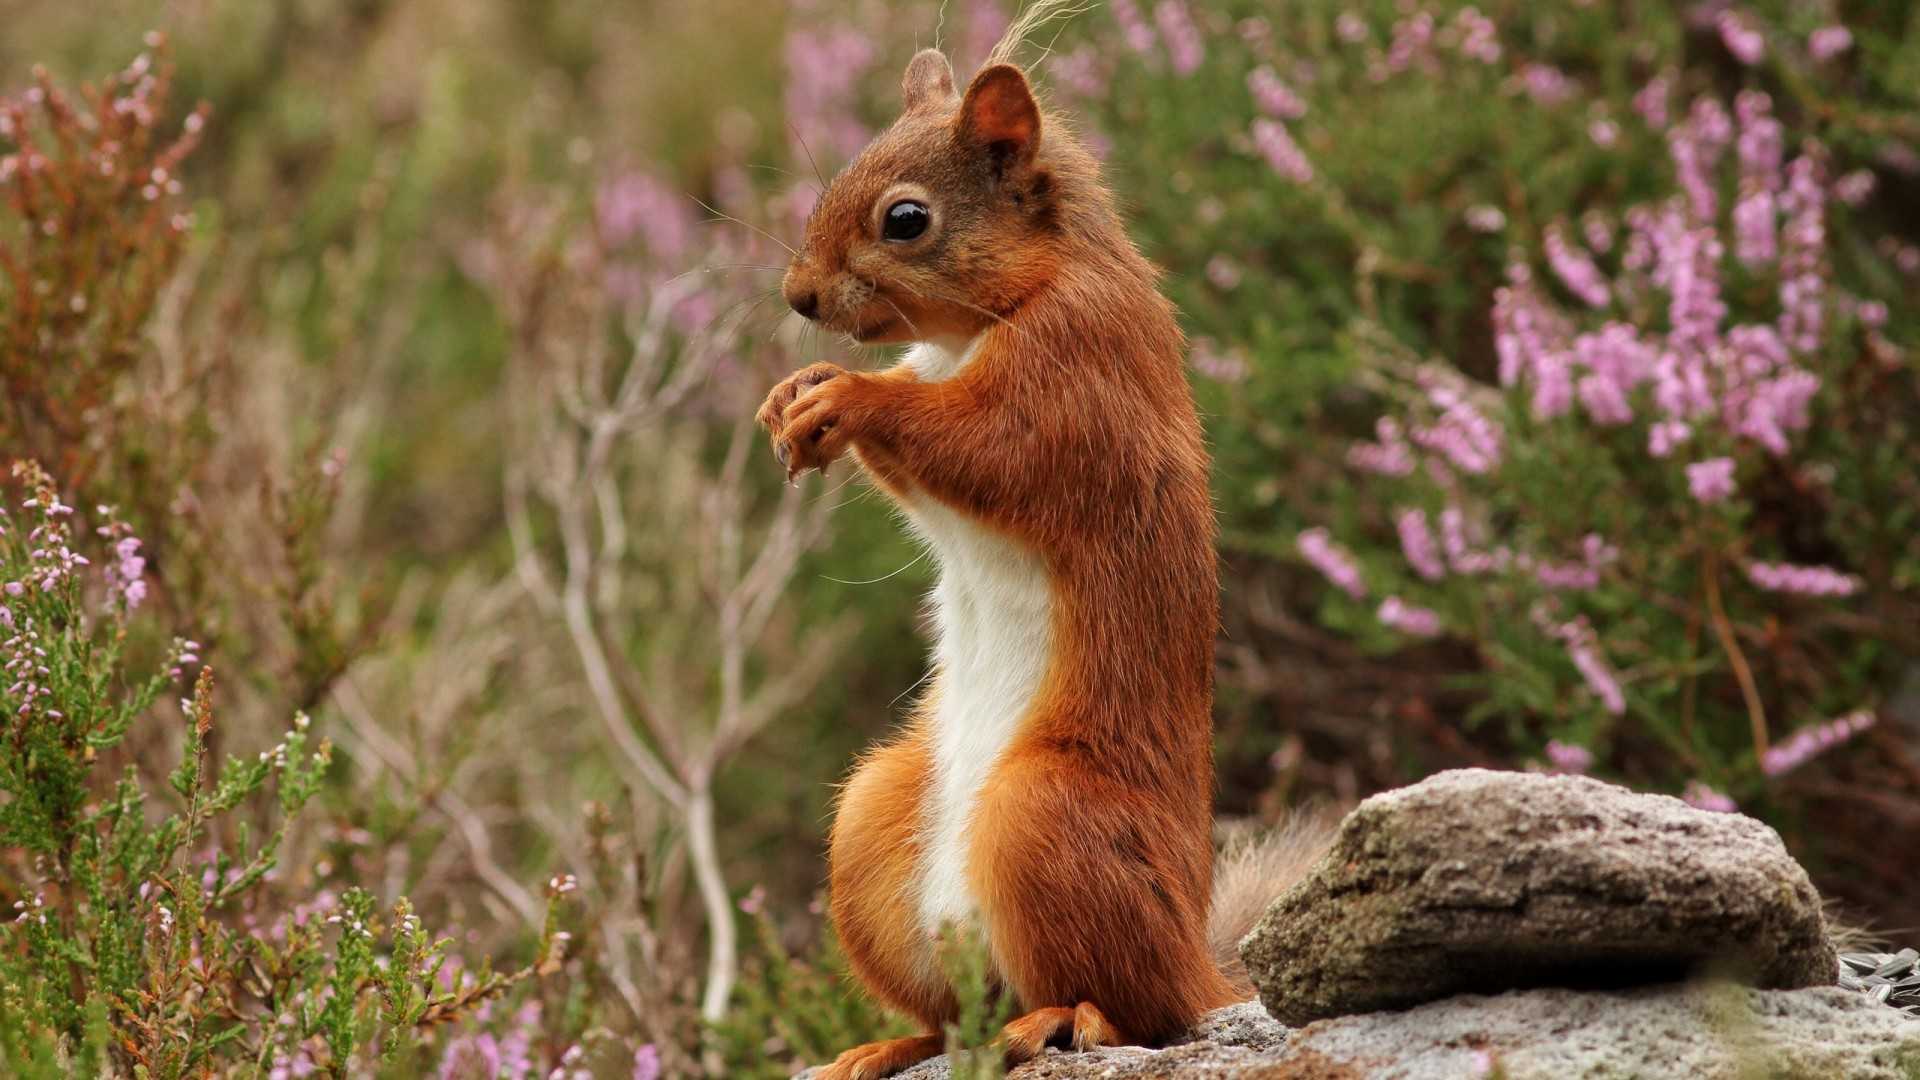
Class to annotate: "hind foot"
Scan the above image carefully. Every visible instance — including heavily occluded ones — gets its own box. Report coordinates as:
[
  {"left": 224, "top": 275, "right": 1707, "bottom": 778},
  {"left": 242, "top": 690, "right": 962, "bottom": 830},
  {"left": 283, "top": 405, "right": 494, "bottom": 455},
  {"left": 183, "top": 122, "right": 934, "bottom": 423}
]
[
  {"left": 815, "top": 1034, "right": 945, "bottom": 1080},
  {"left": 1000, "top": 1001, "right": 1129, "bottom": 1065}
]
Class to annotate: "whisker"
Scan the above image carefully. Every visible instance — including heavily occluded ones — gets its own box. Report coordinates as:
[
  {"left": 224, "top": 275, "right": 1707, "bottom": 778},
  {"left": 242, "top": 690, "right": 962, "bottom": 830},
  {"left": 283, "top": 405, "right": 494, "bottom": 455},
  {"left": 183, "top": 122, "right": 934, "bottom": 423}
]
[
  {"left": 876, "top": 293, "right": 924, "bottom": 340},
  {"left": 689, "top": 194, "right": 799, "bottom": 258},
  {"left": 788, "top": 123, "right": 829, "bottom": 192}
]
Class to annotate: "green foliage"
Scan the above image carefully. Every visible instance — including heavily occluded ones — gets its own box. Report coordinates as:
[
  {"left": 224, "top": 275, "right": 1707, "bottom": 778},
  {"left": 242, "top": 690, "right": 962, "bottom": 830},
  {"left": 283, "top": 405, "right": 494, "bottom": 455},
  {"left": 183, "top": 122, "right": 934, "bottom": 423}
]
[
  {"left": 936, "top": 923, "right": 1015, "bottom": 1080},
  {"left": 714, "top": 900, "right": 916, "bottom": 1077},
  {"left": 0, "top": 462, "right": 566, "bottom": 1076}
]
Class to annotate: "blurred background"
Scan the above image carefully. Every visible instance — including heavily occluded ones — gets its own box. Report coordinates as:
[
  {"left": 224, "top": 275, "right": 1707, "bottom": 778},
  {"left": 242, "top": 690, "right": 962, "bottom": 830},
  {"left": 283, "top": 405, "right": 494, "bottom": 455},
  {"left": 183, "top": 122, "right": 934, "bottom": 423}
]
[{"left": 1, "top": 0, "right": 1916, "bottom": 1075}]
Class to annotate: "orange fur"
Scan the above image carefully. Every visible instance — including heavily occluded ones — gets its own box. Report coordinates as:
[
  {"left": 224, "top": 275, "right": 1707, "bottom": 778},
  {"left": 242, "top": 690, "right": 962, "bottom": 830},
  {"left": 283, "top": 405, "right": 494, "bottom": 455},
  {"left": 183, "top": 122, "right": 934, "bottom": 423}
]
[{"left": 761, "top": 49, "right": 1238, "bottom": 1071}]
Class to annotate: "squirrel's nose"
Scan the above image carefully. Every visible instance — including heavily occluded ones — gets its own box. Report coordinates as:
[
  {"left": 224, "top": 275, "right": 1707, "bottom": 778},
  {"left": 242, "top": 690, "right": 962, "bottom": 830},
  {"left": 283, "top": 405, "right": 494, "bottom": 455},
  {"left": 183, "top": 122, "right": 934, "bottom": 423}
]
[{"left": 788, "top": 289, "right": 820, "bottom": 320}]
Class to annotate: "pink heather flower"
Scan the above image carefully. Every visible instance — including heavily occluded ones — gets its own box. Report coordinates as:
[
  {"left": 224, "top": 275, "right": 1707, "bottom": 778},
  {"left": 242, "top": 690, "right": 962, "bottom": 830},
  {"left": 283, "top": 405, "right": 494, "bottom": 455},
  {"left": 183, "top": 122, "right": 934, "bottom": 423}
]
[
  {"left": 1439, "top": 507, "right": 1508, "bottom": 575},
  {"left": 632, "top": 1045, "right": 662, "bottom": 1080},
  {"left": 1048, "top": 47, "right": 1107, "bottom": 99},
  {"left": 1191, "top": 338, "right": 1249, "bottom": 382},
  {"left": 1778, "top": 155, "right": 1828, "bottom": 354},
  {"left": 1251, "top": 118, "right": 1313, "bottom": 184},
  {"left": 1558, "top": 619, "right": 1626, "bottom": 715},
  {"left": 1583, "top": 212, "right": 1614, "bottom": 254},
  {"left": 1832, "top": 168, "right": 1875, "bottom": 206},
  {"left": 1335, "top": 11, "right": 1369, "bottom": 44},
  {"left": 1298, "top": 527, "right": 1366, "bottom": 599},
  {"left": 1648, "top": 419, "right": 1693, "bottom": 457},
  {"left": 1377, "top": 596, "right": 1442, "bottom": 637},
  {"left": 1535, "top": 560, "right": 1600, "bottom": 591},
  {"left": 597, "top": 173, "right": 693, "bottom": 255},
  {"left": 1205, "top": 255, "right": 1243, "bottom": 290},
  {"left": 785, "top": 24, "right": 879, "bottom": 159},
  {"left": 1154, "top": 1, "right": 1205, "bottom": 76},
  {"left": 1744, "top": 560, "right": 1861, "bottom": 597},
  {"left": 1396, "top": 509, "right": 1446, "bottom": 581},
  {"left": 1761, "top": 709, "right": 1875, "bottom": 776},
  {"left": 1112, "top": 0, "right": 1157, "bottom": 54},
  {"left": 1465, "top": 204, "right": 1506, "bottom": 233},
  {"left": 1732, "top": 187, "right": 1777, "bottom": 265},
  {"left": 1386, "top": 12, "right": 1436, "bottom": 73},
  {"left": 1716, "top": 10, "right": 1765, "bottom": 65},
  {"left": 1450, "top": 7, "right": 1501, "bottom": 63},
  {"left": 1808, "top": 25, "right": 1853, "bottom": 62},
  {"left": 961, "top": 0, "right": 1010, "bottom": 70},
  {"left": 1410, "top": 386, "right": 1504, "bottom": 474},
  {"left": 1544, "top": 225, "right": 1611, "bottom": 308},
  {"left": 1634, "top": 73, "right": 1672, "bottom": 129},
  {"left": 1735, "top": 91, "right": 1782, "bottom": 184},
  {"left": 1247, "top": 66, "right": 1307, "bottom": 119},
  {"left": 1682, "top": 781, "right": 1738, "bottom": 813},
  {"left": 1544, "top": 740, "right": 1595, "bottom": 775},
  {"left": 1686, "top": 457, "right": 1737, "bottom": 503},
  {"left": 1348, "top": 417, "right": 1416, "bottom": 476},
  {"left": 737, "top": 883, "right": 766, "bottom": 915},
  {"left": 1520, "top": 63, "right": 1574, "bottom": 106}
]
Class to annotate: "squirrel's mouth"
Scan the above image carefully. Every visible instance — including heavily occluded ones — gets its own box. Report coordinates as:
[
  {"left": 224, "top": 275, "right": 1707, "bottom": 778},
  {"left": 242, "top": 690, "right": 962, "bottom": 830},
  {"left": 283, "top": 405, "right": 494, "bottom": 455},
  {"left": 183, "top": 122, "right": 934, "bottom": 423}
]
[{"left": 848, "top": 314, "right": 899, "bottom": 342}]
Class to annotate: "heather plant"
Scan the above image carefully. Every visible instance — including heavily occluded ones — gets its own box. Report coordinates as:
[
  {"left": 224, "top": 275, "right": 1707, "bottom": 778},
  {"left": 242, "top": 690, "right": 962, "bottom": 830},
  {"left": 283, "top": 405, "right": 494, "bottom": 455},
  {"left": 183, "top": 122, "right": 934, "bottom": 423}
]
[
  {"left": 0, "top": 462, "right": 572, "bottom": 1076},
  {"left": 1267, "top": 71, "right": 1916, "bottom": 805}
]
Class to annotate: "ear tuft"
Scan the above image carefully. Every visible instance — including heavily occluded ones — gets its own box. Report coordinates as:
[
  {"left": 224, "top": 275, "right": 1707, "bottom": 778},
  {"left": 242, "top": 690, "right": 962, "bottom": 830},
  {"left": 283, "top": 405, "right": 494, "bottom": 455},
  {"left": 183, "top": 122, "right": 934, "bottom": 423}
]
[
  {"left": 902, "top": 49, "right": 957, "bottom": 112},
  {"left": 958, "top": 64, "right": 1041, "bottom": 168}
]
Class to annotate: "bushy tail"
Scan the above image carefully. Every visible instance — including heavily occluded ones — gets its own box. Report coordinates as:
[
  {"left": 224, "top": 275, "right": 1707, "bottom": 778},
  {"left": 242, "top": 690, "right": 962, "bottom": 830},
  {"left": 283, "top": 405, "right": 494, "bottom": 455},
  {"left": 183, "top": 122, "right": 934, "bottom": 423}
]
[{"left": 1210, "top": 813, "right": 1341, "bottom": 994}]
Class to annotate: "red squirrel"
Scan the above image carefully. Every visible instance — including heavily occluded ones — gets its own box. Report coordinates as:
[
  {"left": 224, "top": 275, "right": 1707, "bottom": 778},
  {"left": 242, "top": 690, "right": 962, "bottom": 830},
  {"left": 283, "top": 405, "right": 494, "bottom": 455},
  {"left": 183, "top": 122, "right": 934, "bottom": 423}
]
[{"left": 756, "top": 39, "right": 1320, "bottom": 1080}]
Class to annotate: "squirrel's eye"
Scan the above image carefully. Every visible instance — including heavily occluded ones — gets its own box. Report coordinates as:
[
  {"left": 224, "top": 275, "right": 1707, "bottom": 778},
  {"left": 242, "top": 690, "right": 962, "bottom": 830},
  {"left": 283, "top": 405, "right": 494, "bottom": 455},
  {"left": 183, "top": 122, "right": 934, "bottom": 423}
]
[{"left": 882, "top": 200, "right": 931, "bottom": 241}]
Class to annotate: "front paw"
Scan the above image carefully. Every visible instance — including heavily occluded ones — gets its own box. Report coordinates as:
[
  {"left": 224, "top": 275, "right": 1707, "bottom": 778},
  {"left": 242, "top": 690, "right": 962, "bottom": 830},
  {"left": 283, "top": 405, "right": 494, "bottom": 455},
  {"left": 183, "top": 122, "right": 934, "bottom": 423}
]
[
  {"left": 776, "top": 376, "right": 865, "bottom": 481},
  {"left": 756, "top": 362, "right": 845, "bottom": 446}
]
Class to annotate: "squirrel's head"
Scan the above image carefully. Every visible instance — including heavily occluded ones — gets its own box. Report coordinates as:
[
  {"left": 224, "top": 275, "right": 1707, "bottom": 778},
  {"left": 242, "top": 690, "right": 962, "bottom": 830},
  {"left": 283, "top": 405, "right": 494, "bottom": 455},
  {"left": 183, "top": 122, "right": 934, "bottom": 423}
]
[{"left": 782, "top": 50, "right": 1089, "bottom": 346}]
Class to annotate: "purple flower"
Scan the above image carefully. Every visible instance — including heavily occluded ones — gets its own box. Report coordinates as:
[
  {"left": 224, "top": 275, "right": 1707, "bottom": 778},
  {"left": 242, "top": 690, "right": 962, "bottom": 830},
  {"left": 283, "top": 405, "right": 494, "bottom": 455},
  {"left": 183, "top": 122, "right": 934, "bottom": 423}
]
[
  {"left": 1808, "top": 25, "right": 1853, "bottom": 62},
  {"left": 1247, "top": 66, "right": 1307, "bottom": 119},
  {"left": 1545, "top": 225, "right": 1611, "bottom": 308},
  {"left": 1744, "top": 561, "right": 1861, "bottom": 597},
  {"left": 1298, "top": 528, "right": 1366, "bottom": 599},
  {"left": 1377, "top": 596, "right": 1442, "bottom": 637},
  {"left": 632, "top": 1045, "right": 662, "bottom": 1080},
  {"left": 1520, "top": 63, "right": 1574, "bottom": 106},
  {"left": 1761, "top": 709, "right": 1875, "bottom": 776},
  {"left": 1557, "top": 619, "right": 1626, "bottom": 715},
  {"left": 1633, "top": 73, "right": 1672, "bottom": 129},
  {"left": 1049, "top": 47, "right": 1107, "bottom": 99},
  {"left": 1685, "top": 457, "right": 1737, "bottom": 503},
  {"left": 1335, "top": 11, "right": 1369, "bottom": 44},
  {"left": 1648, "top": 419, "right": 1693, "bottom": 457},
  {"left": 1409, "top": 374, "right": 1504, "bottom": 473},
  {"left": 1348, "top": 418, "right": 1416, "bottom": 476},
  {"left": 1465, "top": 204, "right": 1506, "bottom": 233},
  {"left": 1153, "top": 2, "right": 1205, "bottom": 76},
  {"left": 1682, "top": 781, "right": 1738, "bottom": 813},
  {"left": 1112, "top": 0, "right": 1157, "bottom": 55},
  {"left": 1251, "top": 119, "right": 1313, "bottom": 184},
  {"left": 1450, "top": 7, "right": 1501, "bottom": 63},
  {"left": 1732, "top": 187, "right": 1777, "bottom": 266},
  {"left": 1716, "top": 10, "right": 1765, "bottom": 66},
  {"left": 1544, "top": 740, "right": 1595, "bottom": 774},
  {"left": 1396, "top": 509, "right": 1446, "bottom": 581}
]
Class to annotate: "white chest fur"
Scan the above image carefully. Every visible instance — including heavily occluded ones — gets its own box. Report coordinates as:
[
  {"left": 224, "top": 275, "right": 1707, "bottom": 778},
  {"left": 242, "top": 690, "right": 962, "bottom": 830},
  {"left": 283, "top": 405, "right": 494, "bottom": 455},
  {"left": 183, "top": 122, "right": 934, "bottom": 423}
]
[{"left": 896, "top": 336, "right": 1054, "bottom": 938}]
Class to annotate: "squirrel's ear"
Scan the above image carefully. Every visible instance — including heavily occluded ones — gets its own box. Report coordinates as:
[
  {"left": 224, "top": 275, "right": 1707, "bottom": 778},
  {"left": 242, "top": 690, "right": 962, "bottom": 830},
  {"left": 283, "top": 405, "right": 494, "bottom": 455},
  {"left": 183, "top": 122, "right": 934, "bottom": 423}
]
[
  {"left": 958, "top": 64, "right": 1041, "bottom": 169},
  {"left": 902, "top": 49, "right": 957, "bottom": 112}
]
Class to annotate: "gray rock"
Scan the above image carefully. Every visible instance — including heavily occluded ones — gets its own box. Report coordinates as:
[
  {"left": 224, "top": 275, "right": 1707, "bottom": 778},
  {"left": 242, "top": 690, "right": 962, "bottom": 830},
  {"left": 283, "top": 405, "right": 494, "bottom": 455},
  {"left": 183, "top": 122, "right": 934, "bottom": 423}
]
[
  {"left": 1290, "top": 983, "right": 1920, "bottom": 1080},
  {"left": 811, "top": 986, "right": 1919, "bottom": 1078},
  {"left": 1240, "top": 768, "right": 1836, "bottom": 1025}
]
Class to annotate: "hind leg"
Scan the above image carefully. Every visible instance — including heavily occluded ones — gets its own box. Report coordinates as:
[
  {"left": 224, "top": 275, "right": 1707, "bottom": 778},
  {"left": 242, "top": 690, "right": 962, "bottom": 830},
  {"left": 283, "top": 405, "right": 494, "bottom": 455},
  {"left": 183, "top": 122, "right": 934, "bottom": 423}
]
[
  {"left": 815, "top": 1034, "right": 946, "bottom": 1080},
  {"left": 825, "top": 723, "right": 955, "bottom": 1066},
  {"left": 968, "top": 749, "right": 1234, "bottom": 1044},
  {"left": 1000, "top": 1001, "right": 1127, "bottom": 1064}
]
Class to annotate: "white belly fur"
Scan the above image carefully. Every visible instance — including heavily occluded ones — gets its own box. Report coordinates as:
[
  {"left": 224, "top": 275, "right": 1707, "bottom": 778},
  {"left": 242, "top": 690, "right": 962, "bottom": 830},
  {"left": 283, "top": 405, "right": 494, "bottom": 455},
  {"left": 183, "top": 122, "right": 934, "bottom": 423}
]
[{"left": 896, "top": 336, "right": 1054, "bottom": 938}]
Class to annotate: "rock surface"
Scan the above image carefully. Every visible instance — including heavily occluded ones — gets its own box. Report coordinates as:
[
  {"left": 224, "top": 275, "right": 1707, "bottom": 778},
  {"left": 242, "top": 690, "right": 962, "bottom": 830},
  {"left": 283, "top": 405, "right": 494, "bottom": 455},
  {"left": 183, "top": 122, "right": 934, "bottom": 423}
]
[
  {"left": 836, "top": 987, "right": 1919, "bottom": 1079},
  {"left": 1240, "top": 768, "right": 1836, "bottom": 1025}
]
